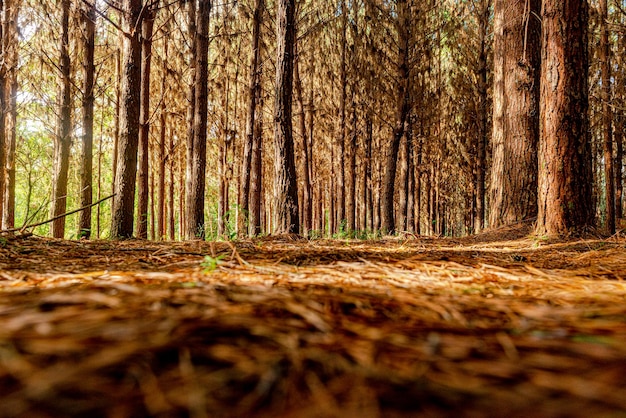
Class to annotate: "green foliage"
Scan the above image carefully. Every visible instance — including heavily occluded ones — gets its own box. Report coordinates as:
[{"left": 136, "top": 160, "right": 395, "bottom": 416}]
[{"left": 200, "top": 254, "right": 225, "bottom": 273}]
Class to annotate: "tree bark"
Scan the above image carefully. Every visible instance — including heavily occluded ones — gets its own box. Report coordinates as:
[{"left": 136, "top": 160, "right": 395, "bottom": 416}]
[
  {"left": 111, "top": 0, "right": 143, "bottom": 239},
  {"left": 79, "top": 1, "right": 96, "bottom": 239},
  {"left": 600, "top": 0, "right": 615, "bottom": 234},
  {"left": 136, "top": 5, "right": 156, "bottom": 239},
  {"left": 184, "top": 0, "right": 211, "bottom": 240},
  {"left": 537, "top": 0, "right": 593, "bottom": 235},
  {"left": 272, "top": 0, "right": 299, "bottom": 234},
  {"left": 489, "top": 0, "right": 540, "bottom": 229},
  {"left": 0, "top": 0, "right": 6, "bottom": 227},
  {"left": 239, "top": 0, "right": 263, "bottom": 237},
  {"left": 294, "top": 50, "right": 312, "bottom": 235},
  {"left": 50, "top": 0, "right": 72, "bottom": 239},
  {"left": 157, "top": 24, "right": 169, "bottom": 241},
  {"left": 380, "top": 0, "right": 410, "bottom": 234},
  {"left": 2, "top": 0, "right": 18, "bottom": 230}
]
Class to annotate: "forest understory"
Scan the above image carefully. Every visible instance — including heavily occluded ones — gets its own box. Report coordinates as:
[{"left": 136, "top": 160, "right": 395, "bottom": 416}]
[{"left": 0, "top": 222, "right": 625, "bottom": 417}]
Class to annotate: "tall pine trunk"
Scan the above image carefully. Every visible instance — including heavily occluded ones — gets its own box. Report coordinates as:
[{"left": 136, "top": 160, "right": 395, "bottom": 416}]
[
  {"left": 184, "top": 0, "right": 211, "bottom": 239},
  {"left": 50, "top": 0, "right": 72, "bottom": 239},
  {"left": 600, "top": 0, "right": 615, "bottom": 234},
  {"left": 136, "top": 6, "right": 156, "bottom": 239},
  {"left": 111, "top": 0, "right": 143, "bottom": 239},
  {"left": 537, "top": 0, "right": 593, "bottom": 235},
  {"left": 272, "top": 0, "right": 299, "bottom": 234},
  {"left": 489, "top": 0, "right": 540, "bottom": 229},
  {"left": 79, "top": 1, "right": 96, "bottom": 239},
  {"left": 380, "top": 0, "right": 410, "bottom": 234}
]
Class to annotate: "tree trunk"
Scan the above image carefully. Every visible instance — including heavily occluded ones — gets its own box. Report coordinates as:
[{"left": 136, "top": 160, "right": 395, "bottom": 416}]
[
  {"left": 79, "top": 1, "right": 96, "bottom": 239},
  {"left": 184, "top": 0, "right": 211, "bottom": 240},
  {"left": 0, "top": 0, "right": 6, "bottom": 227},
  {"left": 380, "top": 0, "right": 410, "bottom": 234},
  {"left": 600, "top": 0, "right": 615, "bottom": 234},
  {"left": 50, "top": 0, "right": 72, "bottom": 239},
  {"left": 136, "top": 6, "right": 156, "bottom": 239},
  {"left": 294, "top": 52, "right": 312, "bottom": 235},
  {"left": 157, "top": 30, "right": 169, "bottom": 241},
  {"left": 272, "top": 0, "right": 299, "bottom": 234},
  {"left": 239, "top": 0, "right": 263, "bottom": 237},
  {"left": 537, "top": 0, "right": 593, "bottom": 235},
  {"left": 346, "top": 94, "right": 357, "bottom": 233},
  {"left": 2, "top": 0, "right": 18, "bottom": 230},
  {"left": 475, "top": 0, "right": 492, "bottom": 231},
  {"left": 490, "top": 0, "right": 540, "bottom": 229},
  {"left": 111, "top": 0, "right": 143, "bottom": 239},
  {"left": 336, "top": 0, "right": 347, "bottom": 230}
]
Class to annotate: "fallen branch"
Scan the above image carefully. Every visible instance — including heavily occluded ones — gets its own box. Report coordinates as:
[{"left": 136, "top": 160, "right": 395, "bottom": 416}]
[{"left": 0, "top": 194, "right": 116, "bottom": 235}]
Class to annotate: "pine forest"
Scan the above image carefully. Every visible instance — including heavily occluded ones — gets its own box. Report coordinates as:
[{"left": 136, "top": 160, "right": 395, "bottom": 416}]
[{"left": 1, "top": 1, "right": 626, "bottom": 417}]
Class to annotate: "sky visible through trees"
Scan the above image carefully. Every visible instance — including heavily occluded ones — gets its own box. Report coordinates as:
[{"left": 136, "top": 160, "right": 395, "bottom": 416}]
[{"left": 0, "top": 0, "right": 625, "bottom": 240}]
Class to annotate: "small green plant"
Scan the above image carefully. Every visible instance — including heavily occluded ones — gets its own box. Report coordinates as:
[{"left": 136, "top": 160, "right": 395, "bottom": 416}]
[{"left": 200, "top": 254, "right": 225, "bottom": 273}]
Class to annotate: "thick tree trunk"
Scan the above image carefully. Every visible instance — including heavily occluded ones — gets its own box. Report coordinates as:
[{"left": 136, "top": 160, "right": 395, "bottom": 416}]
[
  {"left": 380, "top": 0, "right": 410, "bottom": 234},
  {"left": 111, "top": 0, "right": 143, "bottom": 239},
  {"left": 136, "top": 7, "right": 156, "bottom": 239},
  {"left": 272, "top": 0, "right": 299, "bottom": 234},
  {"left": 79, "top": 2, "right": 96, "bottom": 239},
  {"left": 184, "top": 0, "right": 211, "bottom": 240},
  {"left": 600, "top": 0, "right": 615, "bottom": 234},
  {"left": 50, "top": 0, "right": 72, "bottom": 239},
  {"left": 489, "top": 0, "right": 540, "bottom": 229},
  {"left": 537, "top": 0, "right": 593, "bottom": 235}
]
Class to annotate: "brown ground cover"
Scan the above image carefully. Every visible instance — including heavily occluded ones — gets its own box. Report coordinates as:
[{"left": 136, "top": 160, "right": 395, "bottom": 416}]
[{"left": 0, "top": 224, "right": 625, "bottom": 417}]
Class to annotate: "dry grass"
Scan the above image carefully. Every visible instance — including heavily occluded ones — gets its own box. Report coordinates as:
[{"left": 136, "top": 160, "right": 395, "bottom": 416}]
[{"left": 0, "top": 225, "right": 625, "bottom": 417}]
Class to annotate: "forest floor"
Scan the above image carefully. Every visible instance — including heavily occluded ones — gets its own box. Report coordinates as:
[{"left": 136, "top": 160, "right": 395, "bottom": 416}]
[{"left": 0, "top": 222, "right": 625, "bottom": 417}]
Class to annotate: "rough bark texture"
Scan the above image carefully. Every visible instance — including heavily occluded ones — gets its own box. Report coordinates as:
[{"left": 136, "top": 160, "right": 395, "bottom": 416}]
[
  {"left": 111, "top": 0, "right": 143, "bottom": 239},
  {"left": 50, "top": 0, "right": 72, "bottom": 239},
  {"left": 2, "top": 0, "right": 18, "bottom": 229},
  {"left": 136, "top": 7, "right": 156, "bottom": 239},
  {"left": 156, "top": 30, "right": 169, "bottom": 241},
  {"left": 272, "top": 0, "right": 299, "bottom": 234},
  {"left": 600, "top": 0, "right": 615, "bottom": 234},
  {"left": 184, "top": 0, "right": 210, "bottom": 240},
  {"left": 475, "top": 0, "right": 490, "bottom": 232},
  {"left": 79, "top": 2, "right": 96, "bottom": 239},
  {"left": 380, "top": 0, "right": 410, "bottom": 235},
  {"left": 239, "top": 0, "right": 263, "bottom": 237},
  {"left": 537, "top": 0, "right": 593, "bottom": 235},
  {"left": 0, "top": 0, "right": 6, "bottom": 227},
  {"left": 489, "top": 0, "right": 540, "bottom": 229},
  {"left": 294, "top": 53, "right": 312, "bottom": 235}
]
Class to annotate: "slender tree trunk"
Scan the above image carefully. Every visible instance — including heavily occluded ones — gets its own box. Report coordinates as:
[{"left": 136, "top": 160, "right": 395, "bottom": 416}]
[
  {"left": 0, "top": 0, "right": 6, "bottom": 227},
  {"left": 136, "top": 6, "right": 156, "bottom": 239},
  {"left": 79, "top": 2, "right": 96, "bottom": 239},
  {"left": 185, "top": 0, "right": 211, "bottom": 239},
  {"left": 294, "top": 54, "right": 312, "bottom": 235},
  {"left": 490, "top": 0, "right": 540, "bottom": 229},
  {"left": 239, "top": 0, "right": 263, "bottom": 237},
  {"left": 50, "top": 0, "right": 72, "bottom": 239},
  {"left": 600, "top": 0, "right": 615, "bottom": 234},
  {"left": 250, "top": 95, "right": 264, "bottom": 236},
  {"left": 381, "top": 0, "right": 410, "bottom": 234},
  {"left": 475, "top": 0, "right": 492, "bottom": 231},
  {"left": 157, "top": 31, "right": 169, "bottom": 240},
  {"left": 347, "top": 94, "right": 357, "bottom": 233},
  {"left": 272, "top": 0, "right": 299, "bottom": 234},
  {"left": 2, "top": 0, "right": 18, "bottom": 229},
  {"left": 537, "top": 0, "right": 593, "bottom": 235},
  {"left": 111, "top": 0, "right": 143, "bottom": 239},
  {"left": 336, "top": 0, "right": 347, "bottom": 229},
  {"left": 112, "top": 49, "right": 121, "bottom": 206}
]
